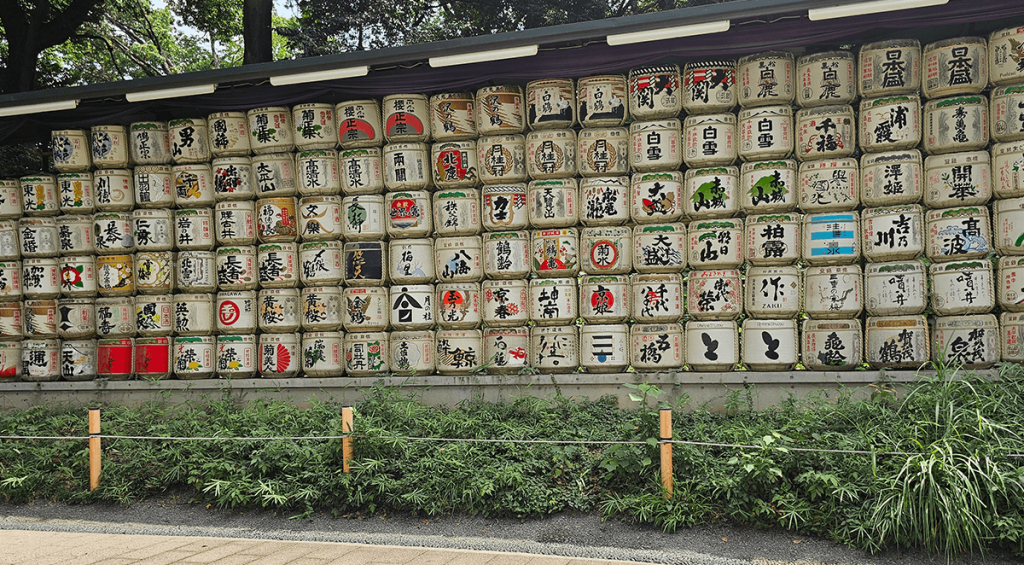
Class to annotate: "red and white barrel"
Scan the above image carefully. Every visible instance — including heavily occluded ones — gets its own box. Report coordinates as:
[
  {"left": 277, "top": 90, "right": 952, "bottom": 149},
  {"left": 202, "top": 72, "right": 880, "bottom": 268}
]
[
  {"left": 382, "top": 94, "right": 431, "bottom": 143},
  {"left": 97, "top": 337, "right": 134, "bottom": 380},
  {"left": 436, "top": 282, "right": 481, "bottom": 329},
  {"left": 258, "top": 333, "right": 301, "bottom": 378},
  {"left": 384, "top": 191, "right": 431, "bottom": 238},
  {"left": 216, "top": 290, "right": 257, "bottom": 335},
  {"left": 683, "top": 60, "right": 737, "bottom": 115},
  {"left": 580, "top": 274, "right": 630, "bottom": 324},
  {"left": 483, "top": 327, "right": 529, "bottom": 374},
  {"left": 432, "top": 141, "right": 479, "bottom": 189},
  {"left": 336, "top": 100, "right": 383, "bottom": 149},
  {"left": 581, "top": 226, "right": 632, "bottom": 275},
  {"left": 628, "top": 65, "right": 682, "bottom": 119}
]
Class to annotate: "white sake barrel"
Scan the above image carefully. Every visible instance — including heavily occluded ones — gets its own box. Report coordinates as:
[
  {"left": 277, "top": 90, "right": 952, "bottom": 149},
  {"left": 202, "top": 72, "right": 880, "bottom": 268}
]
[
  {"left": 999, "top": 256, "right": 1024, "bottom": 312},
  {"left": 207, "top": 112, "right": 250, "bottom": 157},
  {"left": 299, "top": 241, "right": 343, "bottom": 286},
  {"left": 176, "top": 251, "right": 216, "bottom": 293},
  {"left": 173, "top": 336, "right": 216, "bottom": 379},
  {"left": 993, "top": 197, "right": 1024, "bottom": 255},
  {"left": 923, "top": 95, "right": 989, "bottom": 155},
  {"left": 0, "top": 180, "right": 20, "bottom": 220},
  {"left": 90, "top": 125, "right": 129, "bottom": 169},
  {"left": 530, "top": 325, "right": 578, "bottom": 373},
  {"left": 134, "top": 294, "right": 172, "bottom": 337},
  {"left": 632, "top": 273, "right": 683, "bottom": 323},
  {"left": 1001, "top": 312, "right": 1024, "bottom": 363},
  {"left": 580, "top": 324, "right": 630, "bottom": 373},
  {"left": 132, "top": 208, "right": 174, "bottom": 251},
  {"left": 258, "top": 333, "right": 301, "bottom": 378},
  {"left": 925, "top": 206, "right": 991, "bottom": 262},
  {"left": 477, "top": 134, "right": 527, "bottom": 184},
  {"left": 58, "top": 255, "right": 96, "bottom": 297},
  {"left": 256, "top": 288, "right": 300, "bottom": 333},
  {"left": 93, "top": 168, "right": 134, "bottom": 211},
  {"left": 865, "top": 260, "right": 927, "bottom": 316},
  {"left": 296, "top": 150, "right": 341, "bottom": 196},
  {"left": 924, "top": 151, "right": 992, "bottom": 208},
  {"left": 134, "top": 251, "right": 173, "bottom": 295},
  {"left": 390, "top": 330, "right": 435, "bottom": 375},
  {"left": 859, "top": 95, "right": 922, "bottom": 153},
  {"left": 341, "top": 286, "right": 388, "bottom": 332},
  {"left": 389, "top": 285, "right": 436, "bottom": 330},
  {"left": 94, "top": 212, "right": 134, "bottom": 254},
  {"left": 336, "top": 100, "right": 383, "bottom": 149},
  {"left": 23, "top": 258, "right": 60, "bottom": 299},
  {"left": 629, "top": 65, "right": 683, "bottom": 119},
  {"left": 802, "top": 319, "right": 863, "bottom": 371},
  {"left": 580, "top": 274, "right": 630, "bottom": 324},
  {"left": 581, "top": 226, "right": 631, "bottom": 275},
  {"left": 797, "top": 51, "right": 856, "bottom": 107},
  {"left": 685, "top": 320, "right": 738, "bottom": 371},
  {"left": 0, "top": 261, "right": 21, "bottom": 302},
  {"left": 526, "top": 129, "right": 577, "bottom": 179},
  {"left": 929, "top": 260, "right": 994, "bottom": 316},
  {"left": 214, "top": 201, "right": 256, "bottom": 246},
  {"left": 476, "top": 85, "right": 525, "bottom": 135},
  {"left": 430, "top": 92, "right": 476, "bottom": 142},
  {"left": 481, "top": 279, "right": 528, "bottom": 327},
  {"left": 301, "top": 331, "right": 345, "bottom": 377},
  {"left": 257, "top": 242, "right": 298, "bottom": 288},
  {"left": 633, "top": 223, "right": 687, "bottom": 273},
  {"left": 530, "top": 277, "right": 576, "bottom": 326},
  {"left": 252, "top": 153, "right": 297, "bottom": 197},
  {"left": 172, "top": 163, "right": 215, "bottom": 208},
  {"left": 22, "top": 339, "right": 61, "bottom": 381},
  {"left": 20, "top": 174, "right": 59, "bottom": 216},
  {"left": 580, "top": 177, "right": 630, "bottom": 226},
  {"left": 384, "top": 191, "right": 431, "bottom": 238},
  {"left": 482, "top": 184, "right": 528, "bottom": 231},
  {"left": 990, "top": 85, "right": 1024, "bottom": 143},
  {"left": 383, "top": 94, "right": 430, "bottom": 143},
  {"left": 174, "top": 208, "right": 214, "bottom": 251},
  {"left": 742, "top": 318, "right": 798, "bottom": 371},
  {"left": 803, "top": 211, "right": 860, "bottom": 265},
  {"left": 577, "top": 75, "right": 628, "bottom": 127},
  {"left": 173, "top": 293, "right": 215, "bottom": 336},
  {"left": 130, "top": 122, "right": 170, "bottom": 165},
  {"left": 630, "top": 120, "right": 683, "bottom": 172},
  {"left": 923, "top": 37, "right": 988, "bottom": 99},
  {"left": 740, "top": 160, "right": 797, "bottom": 214},
  {"left": 531, "top": 228, "right": 579, "bottom": 278},
  {"left": 804, "top": 264, "right": 864, "bottom": 319},
  {"left": 57, "top": 172, "right": 94, "bottom": 214},
  {"left": 292, "top": 103, "right": 337, "bottom": 151},
  {"left": 300, "top": 286, "right": 342, "bottom": 332},
  {"left": 94, "top": 297, "right": 135, "bottom": 338},
  {"left": 217, "top": 335, "right": 257, "bottom": 377},
  {"left": 738, "top": 106, "right": 793, "bottom": 162},
  {"left": 795, "top": 105, "right": 856, "bottom": 162},
  {"left": 683, "top": 113, "right": 736, "bottom": 168},
  {"left": 737, "top": 51, "right": 795, "bottom": 108},
  {"left": 383, "top": 143, "right": 432, "bottom": 191},
  {"left": 483, "top": 327, "right": 529, "bottom": 374},
  {"left": 216, "top": 291, "right": 257, "bottom": 334},
  {"left": 0, "top": 302, "right": 23, "bottom": 341},
  {"left": 436, "top": 282, "right": 481, "bottom": 329},
  {"left": 687, "top": 269, "right": 742, "bottom": 320},
  {"left": 632, "top": 171, "right": 684, "bottom": 224},
  {"left": 247, "top": 107, "right": 295, "bottom": 155},
  {"left": 744, "top": 213, "right": 801, "bottom": 266},
  {"left": 342, "top": 194, "right": 386, "bottom": 241},
  {"left": 435, "top": 235, "right": 483, "bottom": 282},
  {"left": 435, "top": 329, "right": 483, "bottom": 374},
  {"left": 577, "top": 127, "right": 629, "bottom": 177},
  {"left": 256, "top": 197, "right": 299, "bottom": 244},
  {"left": 687, "top": 219, "right": 743, "bottom": 270},
  {"left": 862, "top": 204, "right": 924, "bottom": 261},
  {"left": 631, "top": 323, "right": 683, "bottom": 370},
  {"left": 19, "top": 217, "right": 58, "bottom": 257},
  {"left": 433, "top": 189, "right": 481, "bottom": 235},
  {"left": 683, "top": 60, "right": 737, "bottom": 115},
  {"left": 169, "top": 118, "right": 210, "bottom": 164},
  {"left": 859, "top": 39, "right": 922, "bottom": 97},
  {"left": 483, "top": 231, "right": 530, "bottom": 279},
  {"left": 25, "top": 299, "right": 58, "bottom": 337},
  {"left": 297, "top": 195, "right": 341, "bottom": 241},
  {"left": 526, "top": 78, "right": 575, "bottom": 130},
  {"left": 745, "top": 266, "right": 800, "bottom": 319},
  {"left": 61, "top": 339, "right": 97, "bottom": 381},
  {"left": 989, "top": 26, "right": 1024, "bottom": 86},
  {"left": 340, "top": 148, "right": 385, "bottom": 195},
  {"left": 343, "top": 241, "right": 386, "bottom": 286},
  {"left": 388, "top": 238, "right": 434, "bottom": 284},
  {"left": 994, "top": 141, "right": 1024, "bottom": 199},
  {"left": 684, "top": 167, "right": 739, "bottom": 219},
  {"left": 432, "top": 141, "right": 479, "bottom": 189},
  {"left": 860, "top": 150, "right": 923, "bottom": 206},
  {"left": 932, "top": 314, "right": 1000, "bottom": 368},
  {"left": 343, "top": 332, "right": 389, "bottom": 376}
]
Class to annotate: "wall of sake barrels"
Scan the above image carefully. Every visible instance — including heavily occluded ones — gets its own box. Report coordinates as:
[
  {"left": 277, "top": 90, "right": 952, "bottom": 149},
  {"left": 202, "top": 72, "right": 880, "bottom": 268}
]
[{"left": 2, "top": 24, "right": 1024, "bottom": 385}]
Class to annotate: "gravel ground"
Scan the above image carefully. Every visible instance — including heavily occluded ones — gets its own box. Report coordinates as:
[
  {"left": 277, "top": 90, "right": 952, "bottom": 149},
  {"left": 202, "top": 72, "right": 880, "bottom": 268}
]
[{"left": 0, "top": 493, "right": 1016, "bottom": 565}]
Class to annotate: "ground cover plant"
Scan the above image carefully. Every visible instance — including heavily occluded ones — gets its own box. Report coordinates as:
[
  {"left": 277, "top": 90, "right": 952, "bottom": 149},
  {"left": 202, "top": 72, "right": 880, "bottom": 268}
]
[{"left": 2, "top": 363, "right": 1024, "bottom": 557}]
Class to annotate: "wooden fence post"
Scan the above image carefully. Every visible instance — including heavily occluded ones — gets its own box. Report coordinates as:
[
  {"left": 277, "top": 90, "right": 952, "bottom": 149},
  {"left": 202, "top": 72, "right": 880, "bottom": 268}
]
[
  {"left": 89, "top": 408, "right": 101, "bottom": 491},
  {"left": 342, "top": 406, "right": 353, "bottom": 474},
  {"left": 660, "top": 408, "right": 672, "bottom": 499}
]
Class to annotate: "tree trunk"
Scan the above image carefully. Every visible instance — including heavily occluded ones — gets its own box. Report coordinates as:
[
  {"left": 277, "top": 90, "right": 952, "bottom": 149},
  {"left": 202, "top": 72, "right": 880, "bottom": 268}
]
[{"left": 243, "top": 0, "right": 273, "bottom": 64}]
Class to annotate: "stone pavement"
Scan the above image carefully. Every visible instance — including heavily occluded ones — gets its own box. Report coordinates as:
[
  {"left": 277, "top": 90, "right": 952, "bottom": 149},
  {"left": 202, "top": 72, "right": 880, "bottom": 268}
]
[{"left": 0, "top": 529, "right": 648, "bottom": 565}]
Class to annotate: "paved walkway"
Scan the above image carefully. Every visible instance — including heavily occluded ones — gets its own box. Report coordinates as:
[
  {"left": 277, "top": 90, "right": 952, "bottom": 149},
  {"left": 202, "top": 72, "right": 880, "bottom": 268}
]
[{"left": 0, "top": 529, "right": 647, "bottom": 565}]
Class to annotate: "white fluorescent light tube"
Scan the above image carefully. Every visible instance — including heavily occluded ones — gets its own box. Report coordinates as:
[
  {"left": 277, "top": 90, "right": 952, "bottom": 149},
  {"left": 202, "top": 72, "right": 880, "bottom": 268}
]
[
  {"left": 270, "top": 65, "right": 370, "bottom": 86},
  {"left": 125, "top": 84, "right": 217, "bottom": 103},
  {"left": 0, "top": 99, "right": 78, "bottom": 117},
  {"left": 808, "top": 0, "right": 948, "bottom": 21},
  {"left": 429, "top": 45, "right": 539, "bottom": 68},
  {"left": 606, "top": 20, "right": 730, "bottom": 46}
]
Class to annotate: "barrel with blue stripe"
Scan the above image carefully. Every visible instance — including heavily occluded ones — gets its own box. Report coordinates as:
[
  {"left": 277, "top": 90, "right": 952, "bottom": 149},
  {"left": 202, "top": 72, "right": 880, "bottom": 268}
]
[{"left": 802, "top": 211, "right": 860, "bottom": 266}]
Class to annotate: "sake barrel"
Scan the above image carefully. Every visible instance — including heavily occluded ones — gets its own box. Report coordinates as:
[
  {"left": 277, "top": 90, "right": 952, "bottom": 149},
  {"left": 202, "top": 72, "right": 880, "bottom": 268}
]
[
  {"left": 217, "top": 334, "right": 257, "bottom": 378},
  {"left": 526, "top": 78, "right": 576, "bottom": 130},
  {"left": 745, "top": 266, "right": 801, "bottom": 319},
  {"left": 744, "top": 213, "right": 801, "bottom": 266},
  {"left": 383, "top": 143, "right": 432, "bottom": 191},
  {"left": 0, "top": 261, "right": 20, "bottom": 302},
  {"left": 247, "top": 107, "right": 295, "bottom": 154},
  {"left": 795, "top": 105, "right": 856, "bottom": 161},
  {"left": 482, "top": 184, "right": 528, "bottom": 231},
  {"left": 477, "top": 134, "right": 527, "bottom": 184},
  {"left": 580, "top": 324, "right": 630, "bottom": 373},
  {"left": 258, "top": 333, "right": 301, "bottom": 378},
  {"left": 257, "top": 288, "right": 301, "bottom": 333},
  {"left": 57, "top": 172, "right": 94, "bottom": 214},
  {"left": 336, "top": 100, "right": 383, "bottom": 148},
  {"left": 390, "top": 284, "right": 435, "bottom": 330},
  {"left": 866, "top": 315, "right": 930, "bottom": 369},
  {"left": 173, "top": 336, "right": 216, "bottom": 379},
  {"left": 859, "top": 95, "right": 922, "bottom": 153},
  {"left": 526, "top": 129, "right": 577, "bottom": 179},
  {"left": 0, "top": 302, "right": 23, "bottom": 341},
  {"left": 173, "top": 293, "right": 215, "bottom": 336},
  {"left": 628, "top": 65, "right": 682, "bottom": 120},
  {"left": 683, "top": 60, "right": 737, "bottom": 114},
  {"left": 214, "top": 201, "right": 256, "bottom": 246},
  {"left": 686, "top": 269, "right": 742, "bottom": 320},
  {"left": 632, "top": 171, "right": 684, "bottom": 223},
  {"left": 344, "top": 241, "right": 386, "bottom": 286},
  {"left": 859, "top": 39, "right": 922, "bottom": 97},
  {"left": 57, "top": 215, "right": 95, "bottom": 256},
  {"left": 924, "top": 151, "right": 992, "bottom": 208},
  {"left": 97, "top": 337, "right": 134, "bottom": 380},
  {"left": 300, "top": 286, "right": 343, "bottom": 332},
  {"left": 688, "top": 219, "right": 743, "bottom": 270},
  {"left": 340, "top": 148, "right": 385, "bottom": 195},
  {"left": 580, "top": 274, "right": 630, "bottom": 324},
  {"left": 342, "top": 195, "right": 386, "bottom": 241},
  {"left": 932, "top": 314, "right": 1000, "bottom": 368},
  {"left": 738, "top": 106, "right": 793, "bottom": 162},
  {"left": 436, "top": 282, "right": 481, "bottom": 329},
  {"left": 95, "top": 254, "right": 134, "bottom": 296},
  {"left": 133, "top": 165, "right": 173, "bottom": 209},
  {"left": 581, "top": 226, "right": 632, "bottom": 275},
  {"left": 93, "top": 168, "right": 134, "bottom": 211},
  {"left": 252, "top": 153, "right": 297, "bottom": 197},
  {"left": 577, "top": 127, "right": 630, "bottom": 177},
  {"left": 172, "top": 163, "right": 215, "bottom": 208},
  {"left": 130, "top": 121, "right": 170, "bottom": 165},
  {"left": 580, "top": 177, "right": 630, "bottom": 226},
  {"left": 296, "top": 150, "right": 341, "bottom": 196},
  {"left": 174, "top": 208, "right": 214, "bottom": 251},
  {"left": 483, "top": 231, "right": 530, "bottom": 279},
  {"left": 531, "top": 228, "right": 579, "bottom": 278},
  {"left": 929, "top": 260, "right": 995, "bottom": 316},
  {"left": 24, "top": 299, "right": 58, "bottom": 337},
  {"left": 999, "top": 256, "right": 1024, "bottom": 312},
  {"left": 94, "top": 296, "right": 134, "bottom": 338},
  {"left": 384, "top": 191, "right": 431, "bottom": 238},
  {"left": 989, "top": 26, "right": 1024, "bottom": 87},
  {"left": 390, "top": 330, "right": 435, "bottom": 375},
  {"left": 134, "top": 294, "right": 172, "bottom": 337},
  {"left": 797, "top": 51, "right": 856, "bottom": 108},
  {"left": 23, "top": 258, "right": 60, "bottom": 299},
  {"left": 865, "top": 260, "right": 927, "bottom": 316},
  {"left": 632, "top": 273, "right": 683, "bottom": 323},
  {"left": 256, "top": 197, "right": 298, "bottom": 242},
  {"left": 177, "top": 250, "right": 216, "bottom": 293},
  {"left": 1001, "top": 312, "right": 1024, "bottom": 363},
  {"left": 58, "top": 255, "right": 97, "bottom": 298},
  {"left": 923, "top": 96, "right": 989, "bottom": 154},
  {"left": 860, "top": 150, "right": 924, "bottom": 206},
  {"left": 475, "top": 85, "right": 525, "bottom": 135},
  {"left": 22, "top": 339, "right": 60, "bottom": 381},
  {"left": 94, "top": 212, "right": 134, "bottom": 254},
  {"left": 482, "top": 327, "right": 528, "bottom": 374},
  {"left": 990, "top": 85, "right": 1024, "bottom": 143},
  {"left": 20, "top": 174, "right": 59, "bottom": 216},
  {"left": 90, "top": 125, "right": 129, "bottom": 169},
  {"left": 683, "top": 113, "right": 737, "bottom": 168},
  {"left": 207, "top": 111, "right": 251, "bottom": 157},
  {"left": 382, "top": 94, "right": 430, "bottom": 143},
  {"left": 19, "top": 217, "right": 58, "bottom": 257},
  {"left": 133, "top": 208, "right": 174, "bottom": 251},
  {"left": 923, "top": 37, "right": 988, "bottom": 99},
  {"left": 992, "top": 197, "right": 1024, "bottom": 255},
  {"left": 685, "top": 167, "right": 739, "bottom": 219},
  {"left": 801, "top": 319, "right": 863, "bottom": 371},
  {"left": 433, "top": 189, "right": 481, "bottom": 235},
  {"left": 0, "top": 180, "right": 21, "bottom": 220},
  {"left": 742, "top": 318, "right": 798, "bottom": 371},
  {"left": 134, "top": 251, "right": 174, "bottom": 295},
  {"left": 169, "top": 118, "right": 210, "bottom": 164},
  {"left": 802, "top": 211, "right": 860, "bottom": 265},
  {"left": 529, "top": 277, "right": 577, "bottom": 326},
  {"left": 432, "top": 141, "right": 479, "bottom": 189},
  {"left": 685, "top": 320, "right": 739, "bottom": 372},
  {"left": 862, "top": 204, "right": 924, "bottom": 261},
  {"left": 632, "top": 223, "right": 687, "bottom": 273},
  {"left": 301, "top": 331, "right": 344, "bottom": 377},
  {"left": 293, "top": 103, "right": 337, "bottom": 151},
  {"left": 739, "top": 160, "right": 797, "bottom": 214},
  {"left": 531, "top": 325, "right": 579, "bottom": 373},
  {"left": 299, "top": 240, "right": 344, "bottom": 286},
  {"left": 135, "top": 336, "right": 173, "bottom": 380},
  {"left": 630, "top": 120, "right": 683, "bottom": 172},
  {"left": 925, "top": 206, "right": 991, "bottom": 262},
  {"left": 341, "top": 286, "right": 388, "bottom": 332},
  {"left": 435, "top": 236, "right": 483, "bottom": 282},
  {"left": 737, "top": 51, "right": 795, "bottom": 108},
  {"left": 434, "top": 329, "right": 482, "bottom": 374},
  {"left": 804, "top": 264, "right": 864, "bottom": 319},
  {"left": 993, "top": 141, "right": 1024, "bottom": 199},
  {"left": 430, "top": 92, "right": 476, "bottom": 142},
  {"left": 577, "top": 75, "right": 628, "bottom": 127},
  {"left": 389, "top": 238, "right": 434, "bottom": 284},
  {"left": 631, "top": 323, "right": 683, "bottom": 371},
  {"left": 61, "top": 339, "right": 97, "bottom": 381}
]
